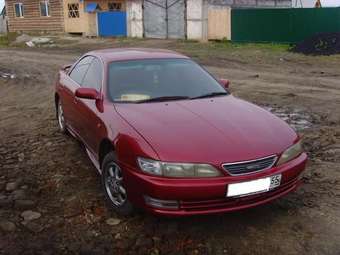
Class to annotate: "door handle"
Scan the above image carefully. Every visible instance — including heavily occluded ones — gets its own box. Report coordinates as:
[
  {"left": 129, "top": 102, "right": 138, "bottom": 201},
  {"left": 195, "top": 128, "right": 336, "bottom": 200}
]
[{"left": 73, "top": 97, "right": 79, "bottom": 104}]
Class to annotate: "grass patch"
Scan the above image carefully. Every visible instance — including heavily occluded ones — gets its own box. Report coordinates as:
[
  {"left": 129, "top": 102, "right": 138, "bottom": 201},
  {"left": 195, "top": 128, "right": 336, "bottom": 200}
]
[
  {"left": 180, "top": 39, "right": 291, "bottom": 52},
  {"left": 0, "top": 35, "right": 9, "bottom": 47},
  {"left": 170, "top": 39, "right": 293, "bottom": 64},
  {"left": 0, "top": 32, "right": 19, "bottom": 47}
]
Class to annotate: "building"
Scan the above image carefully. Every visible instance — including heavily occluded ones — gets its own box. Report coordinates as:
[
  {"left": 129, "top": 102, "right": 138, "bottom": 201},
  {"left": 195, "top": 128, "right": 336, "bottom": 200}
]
[
  {"left": 3, "top": 0, "right": 293, "bottom": 39},
  {"left": 63, "top": 0, "right": 127, "bottom": 36},
  {"left": 0, "top": 6, "right": 7, "bottom": 33},
  {"left": 5, "top": 0, "right": 64, "bottom": 32},
  {"left": 4, "top": 0, "right": 130, "bottom": 36}
]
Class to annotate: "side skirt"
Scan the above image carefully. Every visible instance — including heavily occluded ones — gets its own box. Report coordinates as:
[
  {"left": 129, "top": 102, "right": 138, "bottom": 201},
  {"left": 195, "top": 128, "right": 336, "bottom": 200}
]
[
  {"left": 65, "top": 123, "right": 102, "bottom": 175},
  {"left": 85, "top": 147, "right": 102, "bottom": 175}
]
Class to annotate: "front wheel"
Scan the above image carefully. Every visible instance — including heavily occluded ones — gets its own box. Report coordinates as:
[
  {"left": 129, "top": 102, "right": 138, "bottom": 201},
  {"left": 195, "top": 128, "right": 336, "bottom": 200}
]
[{"left": 102, "top": 152, "right": 134, "bottom": 216}]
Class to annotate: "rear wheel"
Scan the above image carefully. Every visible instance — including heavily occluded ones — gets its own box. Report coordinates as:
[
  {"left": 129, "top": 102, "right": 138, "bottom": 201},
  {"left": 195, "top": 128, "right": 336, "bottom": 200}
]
[
  {"left": 57, "top": 100, "right": 68, "bottom": 134},
  {"left": 102, "top": 152, "right": 134, "bottom": 216}
]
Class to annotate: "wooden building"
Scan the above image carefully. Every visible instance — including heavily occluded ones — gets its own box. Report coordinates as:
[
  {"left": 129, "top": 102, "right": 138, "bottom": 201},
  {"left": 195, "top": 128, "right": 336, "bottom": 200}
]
[
  {"left": 5, "top": 0, "right": 64, "bottom": 32},
  {"left": 4, "top": 0, "right": 127, "bottom": 34},
  {"left": 63, "top": 0, "right": 126, "bottom": 36}
]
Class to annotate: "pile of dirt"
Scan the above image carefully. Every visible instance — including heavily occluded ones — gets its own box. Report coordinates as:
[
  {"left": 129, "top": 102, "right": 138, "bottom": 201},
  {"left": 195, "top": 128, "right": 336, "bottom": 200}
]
[{"left": 291, "top": 32, "right": 340, "bottom": 55}]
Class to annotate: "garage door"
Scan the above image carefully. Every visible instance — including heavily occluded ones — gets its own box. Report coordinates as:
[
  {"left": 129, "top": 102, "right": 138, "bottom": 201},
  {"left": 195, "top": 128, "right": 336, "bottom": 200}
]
[{"left": 143, "top": 0, "right": 186, "bottom": 39}]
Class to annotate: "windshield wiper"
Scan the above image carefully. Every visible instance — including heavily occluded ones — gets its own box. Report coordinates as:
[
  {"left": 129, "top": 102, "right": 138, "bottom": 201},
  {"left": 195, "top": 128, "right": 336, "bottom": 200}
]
[
  {"left": 191, "top": 92, "right": 228, "bottom": 100},
  {"left": 136, "top": 96, "right": 190, "bottom": 103}
]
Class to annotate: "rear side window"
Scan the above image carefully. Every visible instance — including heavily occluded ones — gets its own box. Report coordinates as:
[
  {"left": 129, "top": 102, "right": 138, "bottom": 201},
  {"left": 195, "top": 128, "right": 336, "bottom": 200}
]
[
  {"left": 69, "top": 56, "right": 94, "bottom": 85},
  {"left": 81, "top": 58, "right": 103, "bottom": 91}
]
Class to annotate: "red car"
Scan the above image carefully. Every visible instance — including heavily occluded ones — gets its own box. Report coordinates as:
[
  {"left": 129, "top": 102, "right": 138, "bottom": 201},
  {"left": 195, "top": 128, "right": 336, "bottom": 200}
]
[{"left": 55, "top": 48, "right": 307, "bottom": 216}]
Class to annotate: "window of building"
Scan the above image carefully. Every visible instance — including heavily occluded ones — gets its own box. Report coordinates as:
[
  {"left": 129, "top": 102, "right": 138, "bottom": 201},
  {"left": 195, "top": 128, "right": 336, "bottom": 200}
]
[
  {"left": 68, "top": 3, "right": 79, "bottom": 18},
  {"left": 40, "top": 1, "right": 50, "bottom": 16},
  {"left": 108, "top": 2, "right": 122, "bottom": 11},
  {"left": 14, "top": 3, "right": 24, "bottom": 18}
]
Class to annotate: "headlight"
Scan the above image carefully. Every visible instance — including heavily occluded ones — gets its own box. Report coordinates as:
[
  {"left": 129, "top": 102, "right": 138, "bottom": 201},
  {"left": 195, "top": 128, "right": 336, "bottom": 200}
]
[
  {"left": 277, "top": 140, "right": 303, "bottom": 166},
  {"left": 137, "top": 157, "right": 222, "bottom": 178}
]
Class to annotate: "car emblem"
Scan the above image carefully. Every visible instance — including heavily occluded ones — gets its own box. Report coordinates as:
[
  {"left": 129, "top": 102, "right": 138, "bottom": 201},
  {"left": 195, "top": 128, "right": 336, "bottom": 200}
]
[{"left": 246, "top": 164, "right": 260, "bottom": 170}]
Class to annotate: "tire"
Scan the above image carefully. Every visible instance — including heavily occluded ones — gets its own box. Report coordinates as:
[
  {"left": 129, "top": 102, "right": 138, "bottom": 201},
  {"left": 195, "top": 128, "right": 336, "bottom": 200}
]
[
  {"left": 56, "top": 100, "right": 68, "bottom": 134},
  {"left": 101, "top": 152, "right": 134, "bottom": 216}
]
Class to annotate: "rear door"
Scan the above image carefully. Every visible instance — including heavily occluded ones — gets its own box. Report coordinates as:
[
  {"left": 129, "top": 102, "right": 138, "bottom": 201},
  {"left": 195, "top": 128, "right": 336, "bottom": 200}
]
[{"left": 61, "top": 56, "right": 93, "bottom": 134}]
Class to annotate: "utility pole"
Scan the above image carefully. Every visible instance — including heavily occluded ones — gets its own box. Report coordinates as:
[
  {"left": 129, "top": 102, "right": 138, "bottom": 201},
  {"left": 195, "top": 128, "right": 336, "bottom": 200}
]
[{"left": 165, "top": 0, "right": 168, "bottom": 39}]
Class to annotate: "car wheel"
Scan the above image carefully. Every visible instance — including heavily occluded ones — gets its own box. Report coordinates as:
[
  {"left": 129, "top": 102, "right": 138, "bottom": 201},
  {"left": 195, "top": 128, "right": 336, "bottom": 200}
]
[
  {"left": 102, "top": 152, "right": 134, "bottom": 216},
  {"left": 57, "top": 100, "right": 67, "bottom": 134}
]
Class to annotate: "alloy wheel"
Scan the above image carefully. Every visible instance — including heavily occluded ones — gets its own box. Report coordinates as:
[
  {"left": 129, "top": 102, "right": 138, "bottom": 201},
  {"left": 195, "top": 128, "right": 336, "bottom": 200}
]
[
  {"left": 58, "top": 102, "right": 66, "bottom": 132},
  {"left": 104, "top": 163, "right": 127, "bottom": 207}
]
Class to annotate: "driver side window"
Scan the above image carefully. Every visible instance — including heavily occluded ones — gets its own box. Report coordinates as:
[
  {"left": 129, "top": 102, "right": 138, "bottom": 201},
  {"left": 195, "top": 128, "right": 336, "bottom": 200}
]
[
  {"left": 69, "top": 56, "right": 94, "bottom": 85},
  {"left": 81, "top": 58, "right": 103, "bottom": 91}
]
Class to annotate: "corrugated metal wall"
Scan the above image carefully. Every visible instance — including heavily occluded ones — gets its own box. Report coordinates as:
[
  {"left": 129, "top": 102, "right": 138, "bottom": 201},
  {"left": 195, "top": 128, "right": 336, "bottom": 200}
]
[
  {"left": 143, "top": 0, "right": 186, "bottom": 39},
  {"left": 231, "top": 7, "right": 340, "bottom": 43}
]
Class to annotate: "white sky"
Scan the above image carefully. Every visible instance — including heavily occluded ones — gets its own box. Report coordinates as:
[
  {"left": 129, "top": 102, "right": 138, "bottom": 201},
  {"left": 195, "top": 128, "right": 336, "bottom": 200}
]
[
  {"left": 0, "top": 0, "right": 339, "bottom": 12},
  {"left": 298, "top": 0, "right": 340, "bottom": 7}
]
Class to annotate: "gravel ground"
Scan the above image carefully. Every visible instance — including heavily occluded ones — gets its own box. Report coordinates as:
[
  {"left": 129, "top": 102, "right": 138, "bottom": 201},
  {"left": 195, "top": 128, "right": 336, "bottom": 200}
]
[{"left": 0, "top": 38, "right": 339, "bottom": 255}]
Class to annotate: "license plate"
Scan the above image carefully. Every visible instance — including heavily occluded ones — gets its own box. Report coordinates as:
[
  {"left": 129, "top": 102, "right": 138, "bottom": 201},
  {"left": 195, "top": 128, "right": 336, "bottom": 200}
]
[{"left": 226, "top": 174, "right": 282, "bottom": 197}]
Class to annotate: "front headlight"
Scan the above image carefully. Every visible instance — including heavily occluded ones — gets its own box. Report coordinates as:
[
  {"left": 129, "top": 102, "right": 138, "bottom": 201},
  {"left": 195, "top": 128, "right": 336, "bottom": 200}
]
[
  {"left": 137, "top": 157, "right": 222, "bottom": 178},
  {"left": 277, "top": 140, "right": 303, "bottom": 166}
]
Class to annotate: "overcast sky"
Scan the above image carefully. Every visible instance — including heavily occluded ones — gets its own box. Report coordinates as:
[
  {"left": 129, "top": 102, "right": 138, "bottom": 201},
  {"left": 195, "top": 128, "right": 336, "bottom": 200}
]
[
  {"left": 0, "top": 0, "right": 339, "bottom": 12},
  {"left": 300, "top": 0, "right": 340, "bottom": 7}
]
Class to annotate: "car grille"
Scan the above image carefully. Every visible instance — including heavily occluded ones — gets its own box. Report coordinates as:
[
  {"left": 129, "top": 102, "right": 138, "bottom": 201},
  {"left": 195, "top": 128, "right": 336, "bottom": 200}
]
[{"left": 222, "top": 155, "right": 277, "bottom": 175}]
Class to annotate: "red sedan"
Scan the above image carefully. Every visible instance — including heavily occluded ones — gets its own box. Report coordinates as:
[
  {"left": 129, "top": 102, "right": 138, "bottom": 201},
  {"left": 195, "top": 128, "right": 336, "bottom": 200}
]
[{"left": 55, "top": 48, "right": 307, "bottom": 216}]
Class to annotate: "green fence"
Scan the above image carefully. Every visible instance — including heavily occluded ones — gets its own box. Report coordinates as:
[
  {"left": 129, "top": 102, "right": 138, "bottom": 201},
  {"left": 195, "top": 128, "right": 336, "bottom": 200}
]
[{"left": 231, "top": 8, "right": 340, "bottom": 43}]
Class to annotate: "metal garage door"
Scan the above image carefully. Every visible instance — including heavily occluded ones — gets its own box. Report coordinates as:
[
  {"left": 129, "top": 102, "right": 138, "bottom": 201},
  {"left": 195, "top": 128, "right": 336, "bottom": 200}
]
[
  {"left": 97, "top": 11, "right": 127, "bottom": 37},
  {"left": 143, "top": 0, "right": 186, "bottom": 39}
]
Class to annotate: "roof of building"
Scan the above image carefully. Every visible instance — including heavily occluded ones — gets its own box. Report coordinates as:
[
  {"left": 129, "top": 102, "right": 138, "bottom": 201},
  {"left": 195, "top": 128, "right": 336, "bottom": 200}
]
[
  {"left": 85, "top": 3, "right": 100, "bottom": 13},
  {"left": 88, "top": 48, "right": 189, "bottom": 62}
]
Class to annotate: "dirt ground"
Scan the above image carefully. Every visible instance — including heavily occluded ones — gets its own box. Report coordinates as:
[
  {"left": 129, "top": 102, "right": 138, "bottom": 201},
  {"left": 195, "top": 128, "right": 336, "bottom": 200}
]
[{"left": 0, "top": 37, "right": 339, "bottom": 255}]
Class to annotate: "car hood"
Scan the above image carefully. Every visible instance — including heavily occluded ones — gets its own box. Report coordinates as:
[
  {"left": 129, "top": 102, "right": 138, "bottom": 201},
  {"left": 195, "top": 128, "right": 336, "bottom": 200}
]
[{"left": 115, "top": 95, "right": 297, "bottom": 165}]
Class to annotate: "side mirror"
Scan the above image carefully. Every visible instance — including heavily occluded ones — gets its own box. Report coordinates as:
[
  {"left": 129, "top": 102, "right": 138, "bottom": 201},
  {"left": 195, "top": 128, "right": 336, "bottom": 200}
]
[
  {"left": 75, "top": 88, "right": 99, "bottom": 100},
  {"left": 219, "top": 79, "right": 230, "bottom": 90}
]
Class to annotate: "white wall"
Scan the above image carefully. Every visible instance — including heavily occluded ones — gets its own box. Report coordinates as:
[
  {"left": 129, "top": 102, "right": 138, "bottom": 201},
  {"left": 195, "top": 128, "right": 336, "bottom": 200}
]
[
  {"left": 187, "top": 0, "right": 207, "bottom": 40},
  {"left": 0, "top": 15, "right": 6, "bottom": 34},
  {"left": 293, "top": 0, "right": 340, "bottom": 7},
  {"left": 126, "top": 0, "right": 143, "bottom": 38}
]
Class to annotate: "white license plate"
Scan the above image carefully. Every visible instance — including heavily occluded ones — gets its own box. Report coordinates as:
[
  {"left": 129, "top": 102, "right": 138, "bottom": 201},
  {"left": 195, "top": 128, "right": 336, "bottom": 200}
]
[{"left": 226, "top": 174, "right": 281, "bottom": 197}]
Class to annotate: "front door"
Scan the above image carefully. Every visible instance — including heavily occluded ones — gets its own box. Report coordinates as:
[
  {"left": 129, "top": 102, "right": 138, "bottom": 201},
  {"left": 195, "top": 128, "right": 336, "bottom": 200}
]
[
  {"left": 62, "top": 56, "right": 94, "bottom": 134},
  {"left": 73, "top": 57, "right": 105, "bottom": 155},
  {"left": 97, "top": 11, "right": 127, "bottom": 37}
]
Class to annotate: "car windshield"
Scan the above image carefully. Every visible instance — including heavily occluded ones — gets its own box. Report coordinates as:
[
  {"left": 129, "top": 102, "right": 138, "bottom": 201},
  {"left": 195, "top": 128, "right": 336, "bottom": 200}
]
[{"left": 108, "top": 58, "right": 228, "bottom": 103}]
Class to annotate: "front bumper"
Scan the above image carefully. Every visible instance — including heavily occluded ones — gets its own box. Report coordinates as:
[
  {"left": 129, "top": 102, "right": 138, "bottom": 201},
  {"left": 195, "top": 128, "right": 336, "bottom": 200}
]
[{"left": 122, "top": 153, "right": 307, "bottom": 216}]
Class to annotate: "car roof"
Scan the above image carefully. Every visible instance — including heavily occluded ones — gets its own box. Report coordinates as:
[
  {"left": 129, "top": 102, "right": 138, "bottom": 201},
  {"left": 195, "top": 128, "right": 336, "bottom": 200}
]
[{"left": 87, "top": 48, "right": 189, "bottom": 63}]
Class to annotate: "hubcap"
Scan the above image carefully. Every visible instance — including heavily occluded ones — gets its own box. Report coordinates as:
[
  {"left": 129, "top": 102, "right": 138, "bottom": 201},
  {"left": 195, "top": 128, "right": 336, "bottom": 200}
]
[
  {"left": 104, "top": 163, "right": 126, "bottom": 207},
  {"left": 58, "top": 102, "right": 65, "bottom": 131}
]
